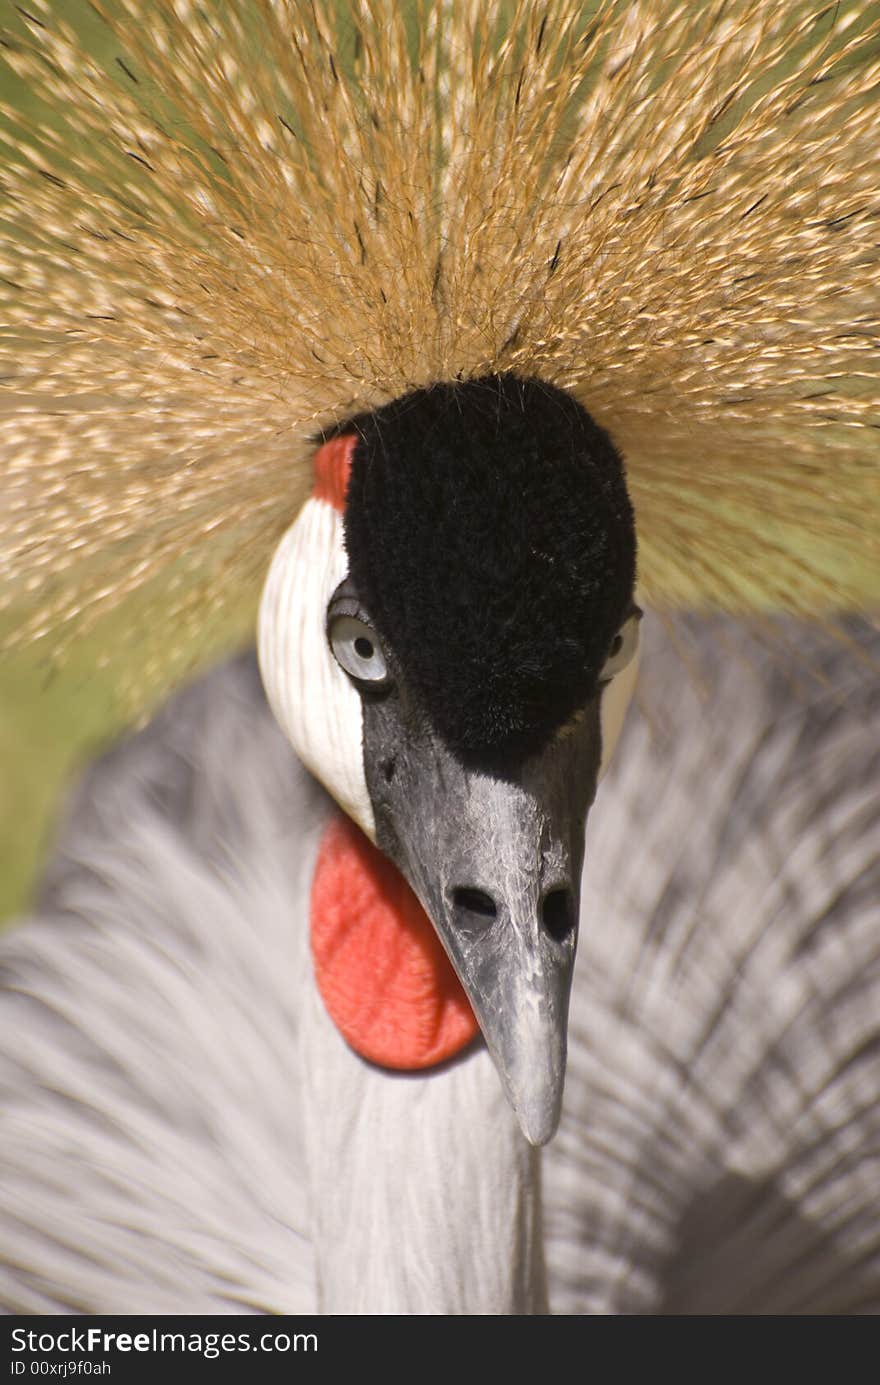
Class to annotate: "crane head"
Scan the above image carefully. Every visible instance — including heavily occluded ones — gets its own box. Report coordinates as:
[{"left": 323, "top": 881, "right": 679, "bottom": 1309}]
[{"left": 259, "top": 375, "right": 638, "bottom": 1145}]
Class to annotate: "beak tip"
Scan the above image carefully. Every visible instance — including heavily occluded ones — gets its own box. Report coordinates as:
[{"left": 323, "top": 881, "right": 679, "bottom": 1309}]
[
  {"left": 518, "top": 1110, "right": 561, "bottom": 1147},
  {"left": 506, "top": 1073, "right": 565, "bottom": 1147},
  {"left": 478, "top": 994, "right": 570, "bottom": 1148}
]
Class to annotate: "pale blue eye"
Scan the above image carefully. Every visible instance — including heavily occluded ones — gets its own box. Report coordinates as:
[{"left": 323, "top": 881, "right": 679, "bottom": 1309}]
[
  {"left": 600, "top": 614, "right": 641, "bottom": 682},
  {"left": 330, "top": 614, "right": 388, "bottom": 685}
]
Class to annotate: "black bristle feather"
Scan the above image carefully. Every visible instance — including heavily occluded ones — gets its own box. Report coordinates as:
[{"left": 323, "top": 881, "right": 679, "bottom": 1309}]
[{"left": 341, "top": 375, "right": 636, "bottom": 761}]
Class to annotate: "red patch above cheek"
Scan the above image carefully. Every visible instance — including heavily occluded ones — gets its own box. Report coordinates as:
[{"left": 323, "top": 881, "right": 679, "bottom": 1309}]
[
  {"left": 312, "top": 434, "right": 356, "bottom": 511},
  {"left": 310, "top": 814, "right": 480, "bottom": 1070}
]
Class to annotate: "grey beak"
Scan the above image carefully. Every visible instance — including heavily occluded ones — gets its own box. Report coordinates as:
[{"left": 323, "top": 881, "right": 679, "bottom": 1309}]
[
  {"left": 437, "top": 805, "right": 581, "bottom": 1146},
  {"left": 363, "top": 703, "right": 601, "bottom": 1146}
]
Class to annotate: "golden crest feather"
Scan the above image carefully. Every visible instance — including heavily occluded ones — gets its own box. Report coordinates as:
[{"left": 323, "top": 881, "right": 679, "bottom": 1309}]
[{"left": 0, "top": 0, "right": 878, "bottom": 694}]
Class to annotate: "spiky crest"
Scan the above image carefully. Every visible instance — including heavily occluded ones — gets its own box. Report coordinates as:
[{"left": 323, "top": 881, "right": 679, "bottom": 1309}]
[{"left": 0, "top": 0, "right": 878, "bottom": 699}]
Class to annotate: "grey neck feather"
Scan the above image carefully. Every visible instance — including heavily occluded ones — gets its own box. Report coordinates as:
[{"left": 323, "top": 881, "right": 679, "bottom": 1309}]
[{"left": 1, "top": 616, "right": 879, "bottom": 1313}]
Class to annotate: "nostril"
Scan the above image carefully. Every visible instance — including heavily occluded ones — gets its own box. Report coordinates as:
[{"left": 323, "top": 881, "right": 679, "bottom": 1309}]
[
  {"left": 380, "top": 757, "right": 396, "bottom": 783},
  {"left": 542, "top": 888, "right": 576, "bottom": 942},
  {"left": 452, "top": 887, "right": 498, "bottom": 922}
]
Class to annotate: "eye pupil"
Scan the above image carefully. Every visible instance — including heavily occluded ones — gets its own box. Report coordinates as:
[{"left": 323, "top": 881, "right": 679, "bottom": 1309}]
[
  {"left": 328, "top": 609, "right": 389, "bottom": 688},
  {"left": 599, "top": 613, "right": 641, "bottom": 684}
]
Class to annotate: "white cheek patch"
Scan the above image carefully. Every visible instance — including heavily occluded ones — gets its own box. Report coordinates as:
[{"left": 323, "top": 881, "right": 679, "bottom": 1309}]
[
  {"left": 598, "top": 634, "right": 640, "bottom": 780},
  {"left": 258, "top": 498, "right": 376, "bottom": 840}
]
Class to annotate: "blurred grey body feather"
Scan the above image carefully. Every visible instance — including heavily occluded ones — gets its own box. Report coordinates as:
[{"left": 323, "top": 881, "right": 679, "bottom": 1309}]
[{"left": 1, "top": 616, "right": 878, "bottom": 1314}]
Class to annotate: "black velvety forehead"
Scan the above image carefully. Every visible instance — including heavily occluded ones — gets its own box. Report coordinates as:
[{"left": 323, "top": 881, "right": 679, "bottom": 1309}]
[{"left": 341, "top": 374, "right": 636, "bottom": 761}]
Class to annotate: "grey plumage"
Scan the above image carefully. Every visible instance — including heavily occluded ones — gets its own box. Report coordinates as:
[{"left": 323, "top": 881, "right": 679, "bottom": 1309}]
[{"left": 1, "top": 616, "right": 878, "bottom": 1314}]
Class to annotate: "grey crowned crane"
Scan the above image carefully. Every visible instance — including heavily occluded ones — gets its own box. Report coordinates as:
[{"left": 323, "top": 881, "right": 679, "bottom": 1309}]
[
  {"left": 0, "top": 0, "right": 879, "bottom": 1314},
  {"left": 259, "top": 378, "right": 640, "bottom": 1149}
]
